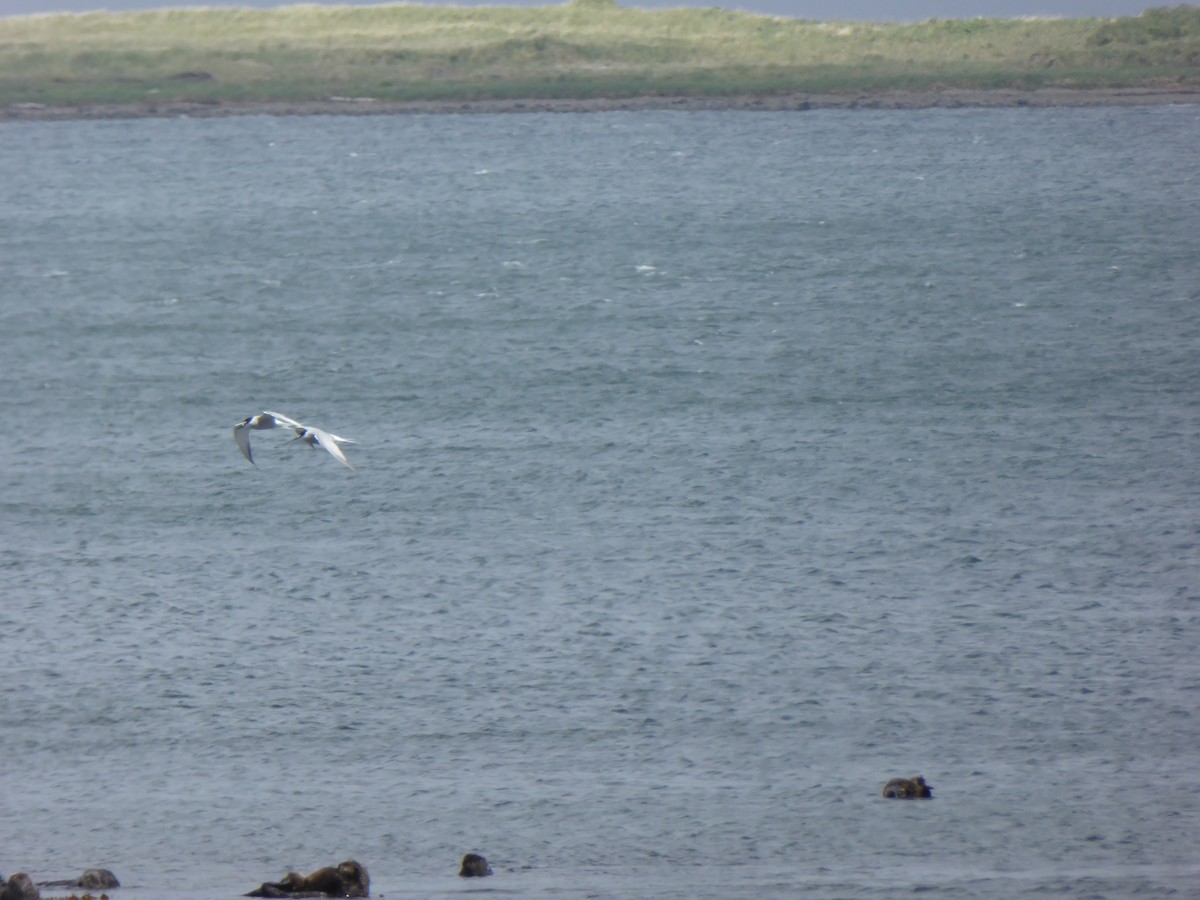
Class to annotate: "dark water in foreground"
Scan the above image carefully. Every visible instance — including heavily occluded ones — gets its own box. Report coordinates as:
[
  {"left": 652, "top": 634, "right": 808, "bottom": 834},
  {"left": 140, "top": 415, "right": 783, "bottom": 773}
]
[{"left": 2, "top": 106, "right": 1199, "bottom": 898}]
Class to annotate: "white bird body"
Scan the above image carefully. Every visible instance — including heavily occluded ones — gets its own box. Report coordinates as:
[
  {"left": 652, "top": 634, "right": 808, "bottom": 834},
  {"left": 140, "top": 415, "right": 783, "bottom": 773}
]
[
  {"left": 233, "top": 410, "right": 357, "bottom": 468},
  {"left": 291, "top": 426, "right": 357, "bottom": 469}
]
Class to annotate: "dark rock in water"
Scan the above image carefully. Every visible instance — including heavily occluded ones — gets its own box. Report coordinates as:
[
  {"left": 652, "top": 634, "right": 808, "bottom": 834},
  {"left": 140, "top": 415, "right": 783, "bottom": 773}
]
[
  {"left": 882, "top": 775, "right": 933, "bottom": 798},
  {"left": 0, "top": 873, "right": 41, "bottom": 900},
  {"left": 245, "top": 860, "right": 369, "bottom": 897},
  {"left": 458, "top": 853, "right": 492, "bottom": 877},
  {"left": 36, "top": 868, "right": 119, "bottom": 890},
  {"left": 78, "top": 868, "right": 120, "bottom": 890}
]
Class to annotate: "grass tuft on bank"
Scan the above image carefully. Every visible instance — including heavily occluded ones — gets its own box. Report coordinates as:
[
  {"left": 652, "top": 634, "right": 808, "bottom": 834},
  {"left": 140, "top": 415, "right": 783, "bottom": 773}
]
[{"left": 1, "top": 1, "right": 1198, "bottom": 107}]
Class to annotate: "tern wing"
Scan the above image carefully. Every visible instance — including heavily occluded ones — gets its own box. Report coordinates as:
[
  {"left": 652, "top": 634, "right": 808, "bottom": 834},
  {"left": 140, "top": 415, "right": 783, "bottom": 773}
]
[
  {"left": 311, "top": 428, "right": 355, "bottom": 469},
  {"left": 232, "top": 424, "right": 255, "bottom": 464},
  {"left": 262, "top": 410, "right": 305, "bottom": 431}
]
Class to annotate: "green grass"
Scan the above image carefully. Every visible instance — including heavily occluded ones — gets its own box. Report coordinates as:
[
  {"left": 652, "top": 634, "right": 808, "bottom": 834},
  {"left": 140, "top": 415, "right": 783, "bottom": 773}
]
[{"left": 1, "top": 1, "right": 1198, "bottom": 107}]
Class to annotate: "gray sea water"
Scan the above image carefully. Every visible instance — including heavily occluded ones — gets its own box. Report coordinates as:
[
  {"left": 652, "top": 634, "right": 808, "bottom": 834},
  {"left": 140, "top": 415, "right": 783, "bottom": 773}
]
[{"left": 2, "top": 105, "right": 1199, "bottom": 899}]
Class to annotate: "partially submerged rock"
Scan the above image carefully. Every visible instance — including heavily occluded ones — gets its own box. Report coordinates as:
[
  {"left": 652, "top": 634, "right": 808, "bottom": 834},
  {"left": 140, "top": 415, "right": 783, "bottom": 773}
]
[
  {"left": 458, "top": 853, "right": 492, "bottom": 877},
  {"left": 77, "top": 869, "right": 119, "bottom": 891},
  {"left": 245, "top": 860, "right": 368, "bottom": 898},
  {"left": 882, "top": 775, "right": 933, "bottom": 798},
  {"left": 37, "top": 869, "right": 119, "bottom": 891}
]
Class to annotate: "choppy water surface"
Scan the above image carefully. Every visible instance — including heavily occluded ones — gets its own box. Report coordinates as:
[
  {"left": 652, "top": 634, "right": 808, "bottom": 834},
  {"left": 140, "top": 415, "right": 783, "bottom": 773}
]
[{"left": 2, "top": 106, "right": 1198, "bottom": 899}]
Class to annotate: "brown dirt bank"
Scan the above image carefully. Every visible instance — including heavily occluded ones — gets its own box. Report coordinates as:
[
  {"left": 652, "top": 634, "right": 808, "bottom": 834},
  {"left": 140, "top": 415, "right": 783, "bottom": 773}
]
[{"left": 4, "top": 86, "right": 1198, "bottom": 122}]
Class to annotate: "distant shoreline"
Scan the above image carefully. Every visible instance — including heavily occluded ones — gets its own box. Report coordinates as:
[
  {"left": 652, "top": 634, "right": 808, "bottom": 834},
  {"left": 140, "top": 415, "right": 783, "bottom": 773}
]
[{"left": 4, "top": 86, "right": 1199, "bottom": 122}]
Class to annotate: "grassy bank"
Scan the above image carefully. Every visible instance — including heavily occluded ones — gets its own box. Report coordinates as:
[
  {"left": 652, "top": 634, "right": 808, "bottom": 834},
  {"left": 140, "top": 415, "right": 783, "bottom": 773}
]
[{"left": 1, "top": 1, "right": 1198, "bottom": 108}]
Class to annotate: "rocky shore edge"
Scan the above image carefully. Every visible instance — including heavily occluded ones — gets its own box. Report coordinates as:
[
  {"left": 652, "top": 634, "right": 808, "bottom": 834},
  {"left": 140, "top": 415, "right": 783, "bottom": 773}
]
[
  {"left": 2, "top": 856, "right": 493, "bottom": 900},
  {"left": 3, "top": 86, "right": 1198, "bottom": 121}
]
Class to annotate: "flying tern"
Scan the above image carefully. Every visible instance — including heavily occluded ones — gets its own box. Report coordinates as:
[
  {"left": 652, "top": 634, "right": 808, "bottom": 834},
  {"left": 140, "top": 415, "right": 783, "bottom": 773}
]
[{"left": 232, "top": 410, "right": 358, "bottom": 469}]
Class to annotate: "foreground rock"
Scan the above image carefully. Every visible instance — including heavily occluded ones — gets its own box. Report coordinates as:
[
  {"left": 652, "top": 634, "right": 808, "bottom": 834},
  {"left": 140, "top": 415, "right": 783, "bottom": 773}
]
[
  {"left": 0, "top": 873, "right": 40, "bottom": 900},
  {"left": 37, "top": 869, "right": 120, "bottom": 890},
  {"left": 458, "top": 854, "right": 492, "bottom": 877},
  {"left": 245, "top": 860, "right": 369, "bottom": 898},
  {"left": 882, "top": 775, "right": 933, "bottom": 798}
]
